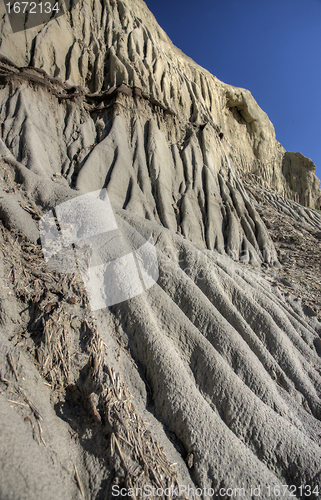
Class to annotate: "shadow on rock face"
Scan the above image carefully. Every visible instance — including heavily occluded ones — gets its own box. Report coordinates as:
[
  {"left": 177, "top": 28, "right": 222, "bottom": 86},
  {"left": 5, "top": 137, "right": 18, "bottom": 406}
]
[{"left": 6, "top": 0, "right": 76, "bottom": 33}]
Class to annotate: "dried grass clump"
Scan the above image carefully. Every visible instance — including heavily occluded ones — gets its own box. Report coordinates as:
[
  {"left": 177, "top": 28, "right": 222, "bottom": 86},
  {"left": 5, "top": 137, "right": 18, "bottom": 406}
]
[
  {"left": 86, "top": 346, "right": 186, "bottom": 499},
  {"left": 0, "top": 222, "right": 186, "bottom": 499},
  {"left": 0, "top": 222, "right": 89, "bottom": 386}
]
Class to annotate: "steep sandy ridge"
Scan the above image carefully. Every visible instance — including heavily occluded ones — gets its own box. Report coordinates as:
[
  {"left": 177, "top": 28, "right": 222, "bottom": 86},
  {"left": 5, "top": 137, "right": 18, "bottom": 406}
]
[{"left": 0, "top": 0, "right": 321, "bottom": 499}]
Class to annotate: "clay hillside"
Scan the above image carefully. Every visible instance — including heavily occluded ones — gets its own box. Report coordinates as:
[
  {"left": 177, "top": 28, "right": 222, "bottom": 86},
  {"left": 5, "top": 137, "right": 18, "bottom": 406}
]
[{"left": 0, "top": 0, "right": 321, "bottom": 499}]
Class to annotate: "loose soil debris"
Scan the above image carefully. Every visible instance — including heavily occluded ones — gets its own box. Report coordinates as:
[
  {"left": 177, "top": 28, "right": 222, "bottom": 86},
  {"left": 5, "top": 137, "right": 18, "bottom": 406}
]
[{"left": 0, "top": 221, "right": 186, "bottom": 499}]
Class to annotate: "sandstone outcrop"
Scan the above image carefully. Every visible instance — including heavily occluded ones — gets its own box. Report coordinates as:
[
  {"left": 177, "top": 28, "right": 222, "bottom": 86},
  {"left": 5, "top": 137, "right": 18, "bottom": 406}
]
[{"left": 0, "top": 1, "right": 321, "bottom": 499}]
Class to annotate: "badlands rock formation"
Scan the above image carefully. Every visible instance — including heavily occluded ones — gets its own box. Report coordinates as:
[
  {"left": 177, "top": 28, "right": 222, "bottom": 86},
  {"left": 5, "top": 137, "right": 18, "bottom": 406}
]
[{"left": 0, "top": 1, "right": 321, "bottom": 499}]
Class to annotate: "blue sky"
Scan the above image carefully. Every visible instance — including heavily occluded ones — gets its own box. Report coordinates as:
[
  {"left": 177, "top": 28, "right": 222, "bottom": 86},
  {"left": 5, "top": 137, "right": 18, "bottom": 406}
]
[{"left": 145, "top": 0, "right": 321, "bottom": 183}]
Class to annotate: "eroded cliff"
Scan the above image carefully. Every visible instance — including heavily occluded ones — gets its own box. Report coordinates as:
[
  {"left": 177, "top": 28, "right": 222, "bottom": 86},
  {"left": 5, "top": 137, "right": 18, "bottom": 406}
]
[
  {"left": 0, "top": 1, "right": 321, "bottom": 499},
  {"left": 0, "top": 0, "right": 320, "bottom": 209}
]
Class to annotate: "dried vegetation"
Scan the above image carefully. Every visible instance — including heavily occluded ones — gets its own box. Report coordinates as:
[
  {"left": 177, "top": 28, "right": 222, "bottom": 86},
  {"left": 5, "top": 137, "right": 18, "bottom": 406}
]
[
  {"left": 244, "top": 176, "right": 321, "bottom": 319},
  {"left": 0, "top": 221, "right": 185, "bottom": 499}
]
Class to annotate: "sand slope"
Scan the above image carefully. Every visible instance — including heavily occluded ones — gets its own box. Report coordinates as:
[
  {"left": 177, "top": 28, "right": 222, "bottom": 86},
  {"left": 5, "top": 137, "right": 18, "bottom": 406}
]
[{"left": 0, "top": 1, "right": 321, "bottom": 498}]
